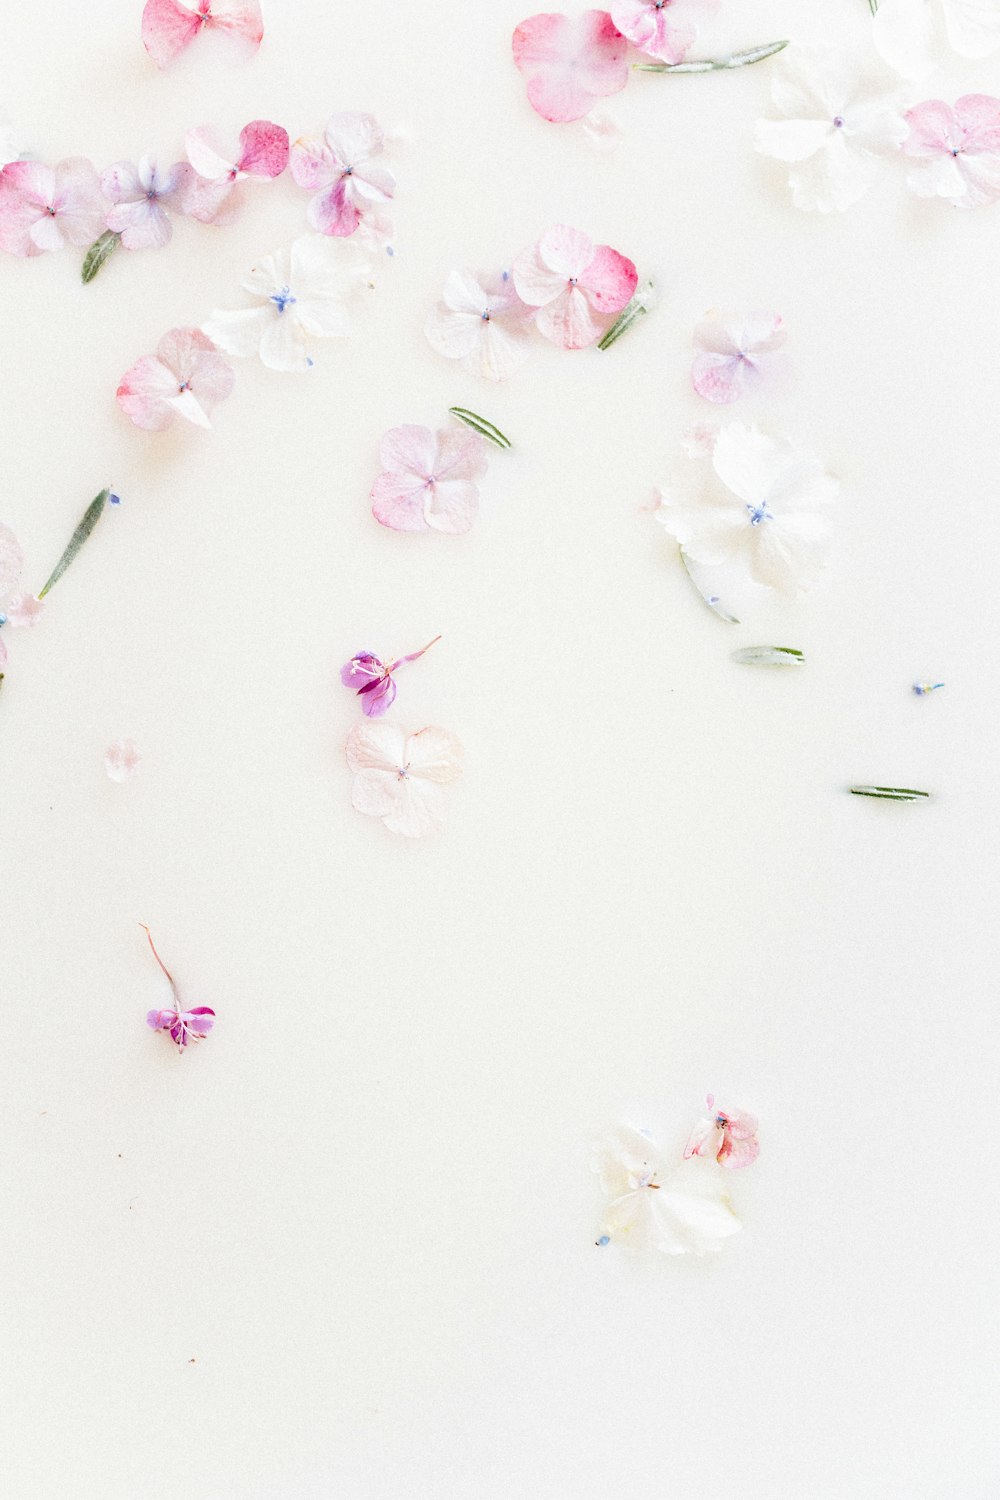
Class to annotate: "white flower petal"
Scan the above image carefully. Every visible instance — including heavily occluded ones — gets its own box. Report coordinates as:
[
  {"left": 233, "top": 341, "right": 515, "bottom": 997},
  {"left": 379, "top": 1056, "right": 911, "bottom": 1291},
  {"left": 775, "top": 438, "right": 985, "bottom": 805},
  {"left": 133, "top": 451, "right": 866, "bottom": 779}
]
[
  {"left": 943, "top": 0, "right": 1000, "bottom": 56},
  {"left": 202, "top": 306, "right": 271, "bottom": 359},
  {"left": 872, "top": 0, "right": 939, "bottom": 78},
  {"left": 788, "top": 133, "right": 874, "bottom": 213}
]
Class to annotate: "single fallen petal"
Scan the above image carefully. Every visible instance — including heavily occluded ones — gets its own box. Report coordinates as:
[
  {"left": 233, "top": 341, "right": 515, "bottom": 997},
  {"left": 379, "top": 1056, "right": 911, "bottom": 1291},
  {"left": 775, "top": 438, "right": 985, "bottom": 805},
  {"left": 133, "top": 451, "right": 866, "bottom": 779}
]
[{"left": 105, "top": 739, "right": 141, "bottom": 781}]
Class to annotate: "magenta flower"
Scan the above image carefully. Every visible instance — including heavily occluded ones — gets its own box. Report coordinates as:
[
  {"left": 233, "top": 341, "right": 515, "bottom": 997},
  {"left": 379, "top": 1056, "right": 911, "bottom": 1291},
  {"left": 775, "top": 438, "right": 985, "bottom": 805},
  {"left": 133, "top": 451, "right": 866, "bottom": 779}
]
[
  {"left": 691, "top": 312, "right": 787, "bottom": 404},
  {"left": 290, "top": 113, "right": 395, "bottom": 238},
  {"left": 0, "top": 158, "right": 106, "bottom": 256},
  {"left": 608, "top": 0, "right": 719, "bottom": 65},
  {"left": 512, "top": 11, "right": 629, "bottom": 124},
  {"left": 903, "top": 94, "right": 1000, "bottom": 207},
  {"left": 183, "top": 120, "right": 289, "bottom": 225},
  {"left": 372, "top": 425, "right": 488, "bottom": 535},
  {"left": 142, "top": 926, "right": 215, "bottom": 1051},
  {"left": 102, "top": 156, "right": 192, "bottom": 250},
  {"left": 513, "top": 224, "right": 638, "bottom": 349},
  {"left": 117, "top": 328, "right": 235, "bottom": 431},
  {"left": 141, "top": 0, "right": 264, "bottom": 70},
  {"left": 683, "top": 1095, "right": 760, "bottom": 1169},
  {"left": 341, "top": 636, "right": 442, "bottom": 717}
]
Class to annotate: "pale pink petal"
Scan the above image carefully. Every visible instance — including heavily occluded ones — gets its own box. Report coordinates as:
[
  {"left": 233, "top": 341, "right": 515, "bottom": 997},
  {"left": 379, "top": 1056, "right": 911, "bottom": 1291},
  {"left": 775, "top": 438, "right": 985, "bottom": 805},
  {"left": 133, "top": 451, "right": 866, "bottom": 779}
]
[
  {"left": 183, "top": 174, "right": 242, "bottom": 224},
  {"left": 323, "top": 112, "right": 386, "bottom": 169},
  {"left": 238, "top": 120, "right": 290, "bottom": 177},
  {"left": 344, "top": 163, "right": 395, "bottom": 204},
  {"left": 954, "top": 93, "right": 1000, "bottom": 146},
  {"left": 105, "top": 739, "right": 141, "bottom": 782},
  {"left": 308, "top": 180, "right": 361, "bottom": 236},
  {"left": 289, "top": 134, "right": 336, "bottom": 191},
  {"left": 4, "top": 593, "right": 44, "bottom": 627},
  {"left": 512, "top": 11, "right": 629, "bottom": 124},
  {"left": 379, "top": 776, "right": 452, "bottom": 838},
  {"left": 718, "top": 1133, "right": 760, "bottom": 1169},
  {"left": 185, "top": 125, "right": 236, "bottom": 179},
  {"left": 692, "top": 353, "right": 762, "bottom": 404},
  {"left": 0, "top": 525, "right": 26, "bottom": 598},
  {"left": 608, "top": 0, "right": 716, "bottom": 64},
  {"left": 0, "top": 161, "right": 54, "bottom": 256},
  {"left": 423, "top": 481, "right": 479, "bottom": 534},
  {"left": 379, "top": 424, "right": 438, "bottom": 478},
  {"left": 106, "top": 197, "right": 173, "bottom": 249},
  {"left": 117, "top": 355, "right": 180, "bottom": 430},
  {"left": 535, "top": 285, "right": 604, "bottom": 349},
  {"left": 404, "top": 726, "right": 464, "bottom": 783},
  {"left": 346, "top": 718, "right": 409, "bottom": 774},
  {"left": 723, "top": 1108, "right": 759, "bottom": 1141},
  {"left": 693, "top": 319, "right": 743, "bottom": 357},
  {"left": 350, "top": 765, "right": 401, "bottom": 817},
  {"left": 141, "top": 0, "right": 203, "bottom": 68},
  {"left": 430, "top": 427, "right": 488, "bottom": 483},
  {"left": 683, "top": 1117, "right": 724, "bottom": 1160},
  {"left": 204, "top": 0, "right": 263, "bottom": 57},
  {"left": 371, "top": 475, "right": 429, "bottom": 531},
  {"left": 29, "top": 213, "right": 68, "bottom": 253},
  {"left": 51, "top": 158, "right": 106, "bottom": 246},
  {"left": 537, "top": 222, "right": 595, "bottom": 280},
  {"left": 904, "top": 99, "right": 963, "bottom": 156},
  {"left": 101, "top": 160, "right": 143, "bottom": 203}
]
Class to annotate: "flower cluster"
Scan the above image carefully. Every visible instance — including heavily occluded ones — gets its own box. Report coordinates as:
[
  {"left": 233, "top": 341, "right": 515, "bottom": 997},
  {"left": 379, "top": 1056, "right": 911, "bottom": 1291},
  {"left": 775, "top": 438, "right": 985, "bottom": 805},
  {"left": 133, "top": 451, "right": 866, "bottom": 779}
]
[
  {"left": 595, "top": 1097, "right": 759, "bottom": 1255},
  {"left": 426, "top": 224, "right": 639, "bottom": 381},
  {"left": 756, "top": 46, "right": 1000, "bottom": 212}
]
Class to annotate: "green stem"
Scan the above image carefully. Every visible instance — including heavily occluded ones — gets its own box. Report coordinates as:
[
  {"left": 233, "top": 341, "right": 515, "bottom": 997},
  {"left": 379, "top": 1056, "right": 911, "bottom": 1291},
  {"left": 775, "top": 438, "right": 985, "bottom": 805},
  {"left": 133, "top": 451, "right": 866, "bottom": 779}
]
[
  {"left": 598, "top": 280, "right": 655, "bottom": 351},
  {"left": 38, "top": 489, "right": 110, "bottom": 599},
  {"left": 82, "top": 231, "right": 121, "bottom": 285},
  {"left": 634, "top": 39, "right": 789, "bottom": 73}
]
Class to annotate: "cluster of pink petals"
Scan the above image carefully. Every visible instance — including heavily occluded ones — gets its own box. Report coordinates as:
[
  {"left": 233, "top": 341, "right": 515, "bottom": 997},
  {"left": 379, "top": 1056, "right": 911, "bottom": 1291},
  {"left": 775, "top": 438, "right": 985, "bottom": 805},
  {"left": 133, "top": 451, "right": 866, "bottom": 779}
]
[
  {"left": 372, "top": 426, "right": 488, "bottom": 534},
  {"left": 691, "top": 312, "right": 787, "bottom": 404},
  {"left": 903, "top": 94, "right": 1000, "bottom": 207},
  {"left": 290, "top": 113, "right": 395, "bottom": 239},
  {"left": 0, "top": 523, "right": 45, "bottom": 669},
  {"left": 683, "top": 1095, "right": 760, "bottom": 1169},
  {"left": 103, "top": 156, "right": 192, "bottom": 249},
  {"left": 512, "top": 224, "right": 638, "bottom": 349},
  {"left": 512, "top": 3, "right": 718, "bottom": 122},
  {"left": 341, "top": 637, "right": 440, "bottom": 717},
  {"left": 0, "top": 158, "right": 106, "bottom": 256},
  {"left": 184, "top": 119, "right": 289, "bottom": 224},
  {"left": 141, "top": 0, "right": 263, "bottom": 70},
  {"left": 117, "top": 327, "right": 235, "bottom": 431},
  {"left": 147, "top": 1004, "right": 216, "bottom": 1047}
]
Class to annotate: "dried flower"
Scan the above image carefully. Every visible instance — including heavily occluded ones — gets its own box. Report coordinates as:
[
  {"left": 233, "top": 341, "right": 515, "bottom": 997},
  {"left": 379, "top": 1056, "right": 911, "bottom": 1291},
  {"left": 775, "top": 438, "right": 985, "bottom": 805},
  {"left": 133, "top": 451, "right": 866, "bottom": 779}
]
[
  {"left": 141, "top": 0, "right": 263, "bottom": 70},
  {"left": 512, "top": 11, "right": 629, "bottom": 124},
  {"left": 141, "top": 926, "right": 215, "bottom": 1049},
  {"left": 683, "top": 1095, "right": 760, "bottom": 1168},
  {"left": 117, "top": 328, "right": 235, "bottom": 430},
  {"left": 345, "top": 721, "right": 463, "bottom": 837},
  {"left": 594, "top": 1125, "right": 742, "bottom": 1254},
  {"left": 341, "top": 636, "right": 441, "bottom": 717}
]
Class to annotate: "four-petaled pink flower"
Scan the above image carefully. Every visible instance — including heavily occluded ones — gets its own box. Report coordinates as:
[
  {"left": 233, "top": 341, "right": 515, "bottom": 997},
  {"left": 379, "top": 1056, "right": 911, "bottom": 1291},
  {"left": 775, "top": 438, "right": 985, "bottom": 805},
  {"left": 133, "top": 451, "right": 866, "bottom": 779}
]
[
  {"left": 102, "top": 156, "right": 192, "bottom": 250},
  {"left": 290, "top": 113, "right": 395, "bottom": 238},
  {"left": 341, "top": 636, "right": 442, "bottom": 718},
  {"left": 372, "top": 425, "right": 488, "bottom": 535},
  {"left": 0, "top": 158, "right": 106, "bottom": 256},
  {"left": 141, "top": 0, "right": 264, "bottom": 70},
  {"left": 513, "top": 224, "right": 638, "bottom": 349},
  {"left": 512, "top": 11, "right": 629, "bottom": 124},
  {"left": 683, "top": 1094, "right": 760, "bottom": 1169},
  {"left": 691, "top": 312, "right": 787, "bottom": 404},
  {"left": 184, "top": 120, "right": 290, "bottom": 225},
  {"left": 903, "top": 94, "right": 1000, "bottom": 207},
  {"left": 117, "top": 328, "right": 235, "bottom": 431},
  {"left": 424, "top": 269, "right": 535, "bottom": 381},
  {"left": 141, "top": 925, "right": 215, "bottom": 1051},
  {"left": 608, "top": 0, "right": 719, "bottom": 65},
  {"left": 346, "top": 720, "right": 464, "bottom": 838}
]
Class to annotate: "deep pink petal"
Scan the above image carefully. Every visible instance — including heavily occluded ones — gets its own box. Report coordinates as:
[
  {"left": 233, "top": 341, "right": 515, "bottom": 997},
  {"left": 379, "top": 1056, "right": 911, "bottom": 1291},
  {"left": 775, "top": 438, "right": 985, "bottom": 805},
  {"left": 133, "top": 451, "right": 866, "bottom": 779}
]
[
  {"left": 308, "top": 180, "right": 361, "bottom": 236},
  {"left": 238, "top": 120, "right": 289, "bottom": 177},
  {"left": 360, "top": 677, "right": 396, "bottom": 716},
  {"left": 512, "top": 11, "right": 629, "bottom": 124},
  {"left": 141, "top": 0, "right": 203, "bottom": 67},
  {"left": 579, "top": 243, "right": 638, "bottom": 313}
]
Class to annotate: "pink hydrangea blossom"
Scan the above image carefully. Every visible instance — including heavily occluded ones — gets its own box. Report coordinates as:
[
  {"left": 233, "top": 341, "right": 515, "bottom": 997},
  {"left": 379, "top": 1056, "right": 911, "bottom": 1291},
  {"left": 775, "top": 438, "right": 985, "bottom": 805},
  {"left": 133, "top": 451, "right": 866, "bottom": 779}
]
[
  {"left": 424, "top": 269, "right": 535, "bottom": 381},
  {"left": 683, "top": 1095, "right": 760, "bottom": 1169},
  {"left": 902, "top": 94, "right": 1000, "bottom": 207},
  {"left": 141, "top": 0, "right": 264, "bottom": 69},
  {"left": 0, "top": 158, "right": 106, "bottom": 256},
  {"left": 346, "top": 721, "right": 464, "bottom": 838},
  {"left": 512, "top": 11, "right": 629, "bottom": 124},
  {"left": 183, "top": 120, "right": 289, "bottom": 225},
  {"left": 372, "top": 426, "right": 488, "bottom": 534},
  {"left": 512, "top": 224, "right": 638, "bottom": 349},
  {"left": 117, "top": 328, "right": 235, "bottom": 431},
  {"left": 102, "top": 157, "right": 192, "bottom": 250},
  {"left": 142, "top": 925, "right": 215, "bottom": 1050},
  {"left": 608, "top": 0, "right": 719, "bottom": 64},
  {"left": 290, "top": 113, "right": 395, "bottom": 237},
  {"left": 105, "top": 739, "right": 142, "bottom": 781},
  {"left": 691, "top": 312, "right": 787, "bottom": 404},
  {"left": 341, "top": 637, "right": 441, "bottom": 717}
]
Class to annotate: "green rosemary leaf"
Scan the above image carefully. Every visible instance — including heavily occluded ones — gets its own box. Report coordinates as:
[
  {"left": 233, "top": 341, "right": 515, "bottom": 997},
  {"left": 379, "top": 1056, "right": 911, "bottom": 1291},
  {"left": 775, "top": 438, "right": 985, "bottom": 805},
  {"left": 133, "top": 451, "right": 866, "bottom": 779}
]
[
  {"left": 82, "top": 231, "right": 121, "bottom": 285},
  {"left": 448, "top": 408, "right": 512, "bottom": 449},
  {"left": 849, "top": 786, "right": 931, "bottom": 802},
  {"left": 634, "top": 39, "right": 789, "bottom": 73},
  {"left": 38, "top": 489, "right": 110, "bottom": 599},
  {"left": 598, "top": 281, "right": 655, "bottom": 351},
  {"left": 732, "top": 646, "right": 805, "bottom": 667}
]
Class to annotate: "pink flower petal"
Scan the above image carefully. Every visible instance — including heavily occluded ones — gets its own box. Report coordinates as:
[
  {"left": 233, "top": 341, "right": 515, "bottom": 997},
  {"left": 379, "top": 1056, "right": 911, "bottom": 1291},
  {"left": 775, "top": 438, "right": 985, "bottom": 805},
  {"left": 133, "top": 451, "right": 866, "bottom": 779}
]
[
  {"left": 106, "top": 197, "right": 173, "bottom": 250},
  {"left": 379, "top": 424, "right": 439, "bottom": 479},
  {"left": 423, "top": 481, "right": 479, "bottom": 534},
  {"left": 513, "top": 11, "right": 629, "bottom": 124},
  {"left": 4, "top": 593, "right": 45, "bottom": 627},
  {"left": 238, "top": 119, "right": 290, "bottom": 177},
  {"left": 141, "top": 0, "right": 262, "bottom": 68},
  {"left": 307, "top": 180, "right": 361, "bottom": 237},
  {"left": 117, "top": 355, "right": 180, "bottom": 430},
  {"left": 0, "top": 158, "right": 104, "bottom": 256},
  {"left": 609, "top": 0, "right": 718, "bottom": 64},
  {"left": 577, "top": 243, "right": 638, "bottom": 313},
  {"left": 535, "top": 285, "right": 604, "bottom": 349},
  {"left": 429, "top": 427, "right": 488, "bottom": 483},
  {"left": 105, "top": 739, "right": 141, "bottom": 781},
  {"left": 692, "top": 353, "right": 761, "bottom": 403},
  {"left": 371, "top": 475, "right": 429, "bottom": 531}
]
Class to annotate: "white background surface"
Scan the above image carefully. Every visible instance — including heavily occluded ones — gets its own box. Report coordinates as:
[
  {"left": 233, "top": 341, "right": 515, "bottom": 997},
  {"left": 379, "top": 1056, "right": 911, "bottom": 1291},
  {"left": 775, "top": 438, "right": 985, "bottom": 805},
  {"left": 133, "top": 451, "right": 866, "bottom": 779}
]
[{"left": 2, "top": 2, "right": 999, "bottom": 1496}]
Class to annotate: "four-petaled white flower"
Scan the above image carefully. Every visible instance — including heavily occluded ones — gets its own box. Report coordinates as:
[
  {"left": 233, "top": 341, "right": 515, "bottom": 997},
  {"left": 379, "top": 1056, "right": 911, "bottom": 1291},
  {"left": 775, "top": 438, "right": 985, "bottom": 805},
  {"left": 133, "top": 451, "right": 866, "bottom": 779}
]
[
  {"left": 203, "top": 235, "right": 368, "bottom": 373},
  {"left": 346, "top": 721, "right": 464, "bottom": 838},
  {"left": 424, "top": 269, "right": 535, "bottom": 382},
  {"left": 755, "top": 47, "right": 910, "bottom": 213},
  {"left": 653, "top": 423, "right": 839, "bottom": 596},
  {"left": 873, "top": 0, "right": 1000, "bottom": 82},
  {"left": 595, "top": 1126, "right": 742, "bottom": 1256}
]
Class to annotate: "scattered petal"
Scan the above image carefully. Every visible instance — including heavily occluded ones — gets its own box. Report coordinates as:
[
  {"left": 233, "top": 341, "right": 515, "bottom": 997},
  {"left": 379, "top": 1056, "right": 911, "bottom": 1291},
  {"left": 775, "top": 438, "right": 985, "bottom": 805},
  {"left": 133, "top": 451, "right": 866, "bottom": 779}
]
[
  {"left": 105, "top": 739, "right": 141, "bottom": 781},
  {"left": 346, "top": 720, "right": 463, "bottom": 837},
  {"left": 684, "top": 1097, "right": 760, "bottom": 1168},
  {"left": 117, "top": 328, "right": 235, "bottom": 430},
  {"left": 341, "top": 636, "right": 440, "bottom": 717},
  {"left": 141, "top": 0, "right": 263, "bottom": 69},
  {"left": 512, "top": 11, "right": 629, "bottom": 124},
  {"left": 425, "top": 268, "right": 535, "bottom": 382},
  {"left": 608, "top": 0, "right": 718, "bottom": 64},
  {"left": 903, "top": 94, "right": 1000, "bottom": 206},
  {"left": 0, "top": 158, "right": 107, "bottom": 256},
  {"left": 371, "top": 424, "right": 488, "bottom": 533},
  {"left": 692, "top": 312, "right": 786, "bottom": 403}
]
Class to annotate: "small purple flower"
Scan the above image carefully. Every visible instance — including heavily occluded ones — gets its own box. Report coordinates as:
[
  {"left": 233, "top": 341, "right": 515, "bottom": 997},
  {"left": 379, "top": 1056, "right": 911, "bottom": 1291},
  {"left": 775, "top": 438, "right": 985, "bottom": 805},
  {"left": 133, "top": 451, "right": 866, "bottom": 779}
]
[
  {"left": 141, "top": 925, "right": 215, "bottom": 1052},
  {"left": 340, "top": 635, "right": 441, "bottom": 718}
]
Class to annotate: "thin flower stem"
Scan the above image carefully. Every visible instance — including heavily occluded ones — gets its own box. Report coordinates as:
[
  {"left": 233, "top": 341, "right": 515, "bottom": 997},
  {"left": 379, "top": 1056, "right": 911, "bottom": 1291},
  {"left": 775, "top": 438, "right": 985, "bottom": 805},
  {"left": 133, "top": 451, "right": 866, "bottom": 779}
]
[
  {"left": 140, "top": 924, "right": 179, "bottom": 995},
  {"left": 448, "top": 408, "right": 512, "bottom": 449},
  {"left": 598, "top": 280, "right": 655, "bottom": 351},
  {"left": 395, "top": 635, "right": 443, "bottom": 669},
  {"left": 633, "top": 39, "right": 789, "bottom": 72},
  {"left": 37, "top": 489, "right": 109, "bottom": 598}
]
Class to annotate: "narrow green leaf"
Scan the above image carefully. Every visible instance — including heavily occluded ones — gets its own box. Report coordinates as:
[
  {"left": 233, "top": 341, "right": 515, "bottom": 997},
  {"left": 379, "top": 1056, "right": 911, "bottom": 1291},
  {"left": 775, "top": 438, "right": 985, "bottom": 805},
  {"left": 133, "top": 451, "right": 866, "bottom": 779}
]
[
  {"left": 868, "top": 0, "right": 879, "bottom": 15},
  {"left": 634, "top": 39, "right": 789, "bottom": 73},
  {"left": 38, "top": 489, "right": 110, "bottom": 599},
  {"left": 732, "top": 646, "right": 805, "bottom": 667},
  {"left": 82, "top": 231, "right": 122, "bottom": 285},
  {"left": 448, "top": 408, "right": 512, "bottom": 449},
  {"left": 598, "top": 280, "right": 655, "bottom": 351},
  {"left": 680, "top": 547, "right": 739, "bottom": 623},
  {"left": 849, "top": 786, "right": 931, "bottom": 802}
]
